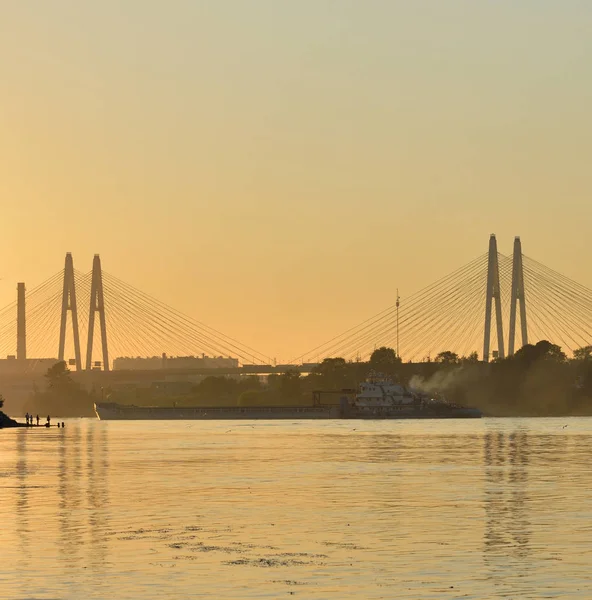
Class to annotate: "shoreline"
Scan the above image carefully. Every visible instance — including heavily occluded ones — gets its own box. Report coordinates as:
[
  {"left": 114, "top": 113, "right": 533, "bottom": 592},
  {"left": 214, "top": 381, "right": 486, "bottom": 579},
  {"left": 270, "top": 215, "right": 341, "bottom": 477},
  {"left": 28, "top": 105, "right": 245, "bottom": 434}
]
[{"left": 0, "top": 412, "right": 26, "bottom": 428}]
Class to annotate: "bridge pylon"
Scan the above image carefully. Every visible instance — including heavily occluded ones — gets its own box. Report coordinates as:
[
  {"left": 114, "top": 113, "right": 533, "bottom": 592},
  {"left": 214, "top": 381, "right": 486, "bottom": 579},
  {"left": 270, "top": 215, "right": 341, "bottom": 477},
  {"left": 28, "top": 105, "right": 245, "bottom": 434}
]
[
  {"left": 86, "top": 254, "right": 109, "bottom": 371},
  {"left": 58, "top": 253, "right": 83, "bottom": 370},
  {"left": 483, "top": 234, "right": 505, "bottom": 362},
  {"left": 508, "top": 236, "right": 528, "bottom": 355}
]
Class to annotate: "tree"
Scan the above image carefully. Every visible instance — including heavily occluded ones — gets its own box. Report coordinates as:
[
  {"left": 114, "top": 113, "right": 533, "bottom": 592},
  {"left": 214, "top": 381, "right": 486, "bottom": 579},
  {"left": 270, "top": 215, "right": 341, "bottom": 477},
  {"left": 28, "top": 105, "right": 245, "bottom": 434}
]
[
  {"left": 369, "top": 347, "right": 402, "bottom": 373},
  {"left": 45, "top": 361, "right": 76, "bottom": 391},
  {"left": 573, "top": 346, "right": 592, "bottom": 361},
  {"left": 194, "top": 376, "right": 237, "bottom": 400},
  {"left": 25, "top": 361, "right": 94, "bottom": 417},
  {"left": 309, "top": 358, "right": 351, "bottom": 390},
  {"left": 514, "top": 340, "right": 566, "bottom": 364},
  {"left": 237, "top": 375, "right": 262, "bottom": 393},
  {"left": 539, "top": 341, "right": 567, "bottom": 362},
  {"left": 238, "top": 390, "right": 262, "bottom": 407},
  {"left": 266, "top": 373, "right": 280, "bottom": 391},
  {"left": 435, "top": 351, "right": 460, "bottom": 365},
  {"left": 279, "top": 369, "right": 301, "bottom": 399},
  {"left": 462, "top": 352, "right": 479, "bottom": 364}
]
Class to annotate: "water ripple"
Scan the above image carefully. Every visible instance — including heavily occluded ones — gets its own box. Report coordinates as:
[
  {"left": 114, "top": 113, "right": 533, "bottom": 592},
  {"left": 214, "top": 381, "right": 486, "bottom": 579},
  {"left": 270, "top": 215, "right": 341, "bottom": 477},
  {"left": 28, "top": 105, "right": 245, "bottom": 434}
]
[{"left": 1, "top": 418, "right": 592, "bottom": 598}]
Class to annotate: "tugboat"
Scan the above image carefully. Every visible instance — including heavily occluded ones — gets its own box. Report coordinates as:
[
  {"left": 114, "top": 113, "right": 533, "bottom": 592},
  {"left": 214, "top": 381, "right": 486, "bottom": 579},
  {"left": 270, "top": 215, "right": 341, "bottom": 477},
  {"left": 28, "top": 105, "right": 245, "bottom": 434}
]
[{"left": 343, "top": 372, "right": 482, "bottom": 419}]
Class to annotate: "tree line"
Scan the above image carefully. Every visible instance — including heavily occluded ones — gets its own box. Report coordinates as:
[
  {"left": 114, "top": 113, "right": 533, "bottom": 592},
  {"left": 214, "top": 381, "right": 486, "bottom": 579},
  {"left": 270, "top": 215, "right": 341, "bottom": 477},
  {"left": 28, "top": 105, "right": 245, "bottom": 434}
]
[
  {"left": 102, "top": 342, "right": 592, "bottom": 415},
  {"left": 13, "top": 341, "right": 592, "bottom": 416}
]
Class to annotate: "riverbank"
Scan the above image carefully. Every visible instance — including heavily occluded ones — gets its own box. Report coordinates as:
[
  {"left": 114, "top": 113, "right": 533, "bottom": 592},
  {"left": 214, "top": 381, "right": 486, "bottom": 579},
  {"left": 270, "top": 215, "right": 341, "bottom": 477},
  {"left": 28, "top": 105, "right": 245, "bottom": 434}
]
[{"left": 0, "top": 411, "right": 24, "bottom": 428}]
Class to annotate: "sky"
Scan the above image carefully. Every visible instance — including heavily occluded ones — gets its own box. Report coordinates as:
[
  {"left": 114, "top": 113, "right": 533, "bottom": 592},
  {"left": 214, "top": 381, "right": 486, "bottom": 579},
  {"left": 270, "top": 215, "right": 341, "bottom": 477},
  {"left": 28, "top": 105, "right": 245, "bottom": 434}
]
[{"left": 1, "top": 1, "right": 591, "bottom": 362}]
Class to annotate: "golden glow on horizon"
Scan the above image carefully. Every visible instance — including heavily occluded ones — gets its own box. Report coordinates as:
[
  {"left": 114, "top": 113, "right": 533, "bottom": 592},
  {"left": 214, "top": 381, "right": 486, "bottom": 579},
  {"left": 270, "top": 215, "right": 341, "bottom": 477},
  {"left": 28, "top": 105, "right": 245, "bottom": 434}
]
[{"left": 1, "top": 2, "right": 591, "bottom": 360}]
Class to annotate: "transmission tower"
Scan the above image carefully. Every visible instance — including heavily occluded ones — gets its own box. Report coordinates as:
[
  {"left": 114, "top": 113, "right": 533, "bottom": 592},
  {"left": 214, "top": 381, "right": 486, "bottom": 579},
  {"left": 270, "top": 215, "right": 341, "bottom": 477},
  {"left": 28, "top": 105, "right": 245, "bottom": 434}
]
[
  {"left": 86, "top": 254, "right": 110, "bottom": 371},
  {"left": 508, "top": 236, "right": 528, "bottom": 355},
  {"left": 58, "top": 253, "right": 82, "bottom": 370},
  {"left": 483, "top": 234, "right": 505, "bottom": 362}
]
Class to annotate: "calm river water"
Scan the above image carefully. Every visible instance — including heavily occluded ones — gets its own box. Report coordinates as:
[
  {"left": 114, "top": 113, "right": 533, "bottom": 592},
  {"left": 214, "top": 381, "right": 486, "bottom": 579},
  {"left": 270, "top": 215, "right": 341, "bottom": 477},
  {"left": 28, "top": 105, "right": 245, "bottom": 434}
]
[{"left": 1, "top": 418, "right": 591, "bottom": 599}]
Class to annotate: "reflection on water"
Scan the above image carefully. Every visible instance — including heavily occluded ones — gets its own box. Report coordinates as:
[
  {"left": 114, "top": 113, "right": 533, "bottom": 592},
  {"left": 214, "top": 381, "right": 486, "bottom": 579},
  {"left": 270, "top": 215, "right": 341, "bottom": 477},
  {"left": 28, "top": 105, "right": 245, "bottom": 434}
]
[
  {"left": 55, "top": 422, "right": 112, "bottom": 576},
  {"left": 1, "top": 418, "right": 592, "bottom": 599},
  {"left": 58, "top": 422, "right": 84, "bottom": 567},
  {"left": 483, "top": 430, "right": 531, "bottom": 593},
  {"left": 15, "top": 429, "right": 30, "bottom": 567},
  {"left": 87, "top": 422, "right": 109, "bottom": 571}
]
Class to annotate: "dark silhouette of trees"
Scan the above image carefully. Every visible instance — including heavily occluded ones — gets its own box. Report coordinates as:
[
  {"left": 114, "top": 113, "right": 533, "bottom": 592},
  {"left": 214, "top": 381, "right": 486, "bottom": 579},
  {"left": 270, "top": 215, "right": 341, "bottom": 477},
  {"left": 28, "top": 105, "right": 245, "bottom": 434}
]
[
  {"left": 238, "top": 390, "right": 261, "bottom": 406},
  {"left": 238, "top": 370, "right": 304, "bottom": 406},
  {"left": 462, "top": 352, "right": 479, "bottom": 364},
  {"left": 449, "top": 340, "right": 572, "bottom": 416},
  {"left": 24, "top": 361, "right": 94, "bottom": 417},
  {"left": 45, "top": 361, "right": 77, "bottom": 392},
  {"left": 238, "top": 375, "right": 262, "bottom": 393},
  {"left": 279, "top": 369, "right": 302, "bottom": 399},
  {"left": 513, "top": 340, "right": 566, "bottom": 365},
  {"left": 573, "top": 346, "right": 592, "bottom": 361},
  {"left": 68, "top": 341, "right": 592, "bottom": 417},
  {"left": 309, "top": 358, "right": 351, "bottom": 389},
  {"left": 194, "top": 376, "right": 237, "bottom": 400},
  {"left": 369, "top": 347, "right": 402, "bottom": 375},
  {"left": 435, "top": 351, "right": 460, "bottom": 364}
]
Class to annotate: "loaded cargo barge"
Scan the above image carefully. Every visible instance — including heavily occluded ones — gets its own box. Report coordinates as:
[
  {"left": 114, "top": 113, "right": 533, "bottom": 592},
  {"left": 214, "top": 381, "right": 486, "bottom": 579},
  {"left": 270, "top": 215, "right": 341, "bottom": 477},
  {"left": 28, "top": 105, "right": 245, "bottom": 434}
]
[
  {"left": 94, "top": 372, "right": 481, "bottom": 420},
  {"left": 93, "top": 402, "right": 480, "bottom": 420},
  {"left": 94, "top": 403, "right": 338, "bottom": 420}
]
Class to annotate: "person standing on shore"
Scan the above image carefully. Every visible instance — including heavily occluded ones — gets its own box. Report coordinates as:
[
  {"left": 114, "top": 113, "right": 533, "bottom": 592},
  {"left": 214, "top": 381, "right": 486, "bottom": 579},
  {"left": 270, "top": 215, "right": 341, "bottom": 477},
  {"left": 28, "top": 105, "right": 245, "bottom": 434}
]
[
  {"left": 25, "top": 413, "right": 29, "bottom": 426},
  {"left": 46, "top": 415, "right": 51, "bottom": 427},
  {"left": 36, "top": 414, "right": 40, "bottom": 426}
]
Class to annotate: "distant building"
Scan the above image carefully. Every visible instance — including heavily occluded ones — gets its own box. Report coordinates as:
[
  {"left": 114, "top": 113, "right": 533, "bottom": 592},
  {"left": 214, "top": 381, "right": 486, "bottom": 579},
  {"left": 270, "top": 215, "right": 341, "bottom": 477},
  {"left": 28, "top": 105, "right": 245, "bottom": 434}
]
[
  {"left": 112, "top": 353, "right": 239, "bottom": 371},
  {"left": 113, "top": 356, "right": 162, "bottom": 371}
]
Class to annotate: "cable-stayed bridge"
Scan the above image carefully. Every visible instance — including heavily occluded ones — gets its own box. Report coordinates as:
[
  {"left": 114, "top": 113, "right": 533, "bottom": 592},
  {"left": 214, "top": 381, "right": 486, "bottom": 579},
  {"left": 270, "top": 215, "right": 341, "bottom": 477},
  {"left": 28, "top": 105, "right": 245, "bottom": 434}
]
[
  {"left": 0, "top": 235, "right": 591, "bottom": 378},
  {"left": 0, "top": 254, "right": 272, "bottom": 375},
  {"left": 292, "top": 235, "right": 592, "bottom": 365}
]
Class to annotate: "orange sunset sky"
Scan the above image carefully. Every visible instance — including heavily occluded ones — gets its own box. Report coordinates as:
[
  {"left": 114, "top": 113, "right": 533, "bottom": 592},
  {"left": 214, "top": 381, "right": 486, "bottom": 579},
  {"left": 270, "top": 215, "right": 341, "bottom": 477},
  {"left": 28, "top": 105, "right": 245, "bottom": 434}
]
[{"left": 1, "top": 1, "right": 591, "bottom": 361}]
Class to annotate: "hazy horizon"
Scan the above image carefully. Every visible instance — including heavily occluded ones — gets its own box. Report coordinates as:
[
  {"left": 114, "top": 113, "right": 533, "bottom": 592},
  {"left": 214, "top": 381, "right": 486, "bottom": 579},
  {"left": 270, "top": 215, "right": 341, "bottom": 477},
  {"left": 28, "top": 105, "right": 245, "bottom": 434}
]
[{"left": 2, "top": 1, "right": 591, "bottom": 360}]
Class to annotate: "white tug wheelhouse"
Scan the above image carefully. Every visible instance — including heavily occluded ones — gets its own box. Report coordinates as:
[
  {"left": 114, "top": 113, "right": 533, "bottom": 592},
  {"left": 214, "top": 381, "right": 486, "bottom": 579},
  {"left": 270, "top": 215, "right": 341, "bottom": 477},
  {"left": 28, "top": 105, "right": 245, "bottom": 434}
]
[{"left": 353, "top": 372, "right": 418, "bottom": 408}]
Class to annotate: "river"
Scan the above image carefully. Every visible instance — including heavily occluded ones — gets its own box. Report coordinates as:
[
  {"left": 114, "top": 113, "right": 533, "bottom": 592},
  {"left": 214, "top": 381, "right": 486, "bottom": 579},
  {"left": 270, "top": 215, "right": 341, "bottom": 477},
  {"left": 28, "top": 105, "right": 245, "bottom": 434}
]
[{"left": 1, "top": 418, "right": 591, "bottom": 598}]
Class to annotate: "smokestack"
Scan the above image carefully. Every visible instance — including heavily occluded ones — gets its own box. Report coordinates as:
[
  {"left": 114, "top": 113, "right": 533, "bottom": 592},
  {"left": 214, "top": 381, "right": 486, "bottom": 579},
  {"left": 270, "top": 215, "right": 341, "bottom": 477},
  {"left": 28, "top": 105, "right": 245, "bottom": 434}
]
[{"left": 17, "top": 282, "right": 26, "bottom": 360}]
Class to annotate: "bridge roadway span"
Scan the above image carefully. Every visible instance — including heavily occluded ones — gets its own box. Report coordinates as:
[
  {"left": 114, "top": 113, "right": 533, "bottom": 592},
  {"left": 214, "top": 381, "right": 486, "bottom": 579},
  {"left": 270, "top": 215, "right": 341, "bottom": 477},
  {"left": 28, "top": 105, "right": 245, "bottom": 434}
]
[{"left": 75, "top": 364, "right": 318, "bottom": 383}]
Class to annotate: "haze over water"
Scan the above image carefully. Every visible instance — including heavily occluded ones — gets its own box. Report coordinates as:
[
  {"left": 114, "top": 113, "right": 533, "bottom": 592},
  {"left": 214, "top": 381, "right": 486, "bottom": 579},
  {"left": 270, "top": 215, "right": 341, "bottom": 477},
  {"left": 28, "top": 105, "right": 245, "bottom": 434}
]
[{"left": 1, "top": 418, "right": 591, "bottom": 598}]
